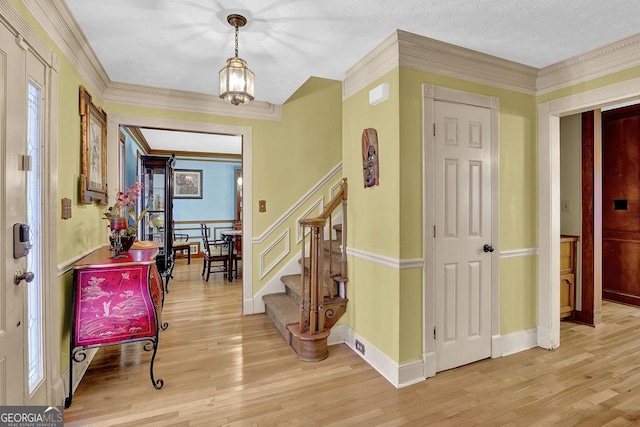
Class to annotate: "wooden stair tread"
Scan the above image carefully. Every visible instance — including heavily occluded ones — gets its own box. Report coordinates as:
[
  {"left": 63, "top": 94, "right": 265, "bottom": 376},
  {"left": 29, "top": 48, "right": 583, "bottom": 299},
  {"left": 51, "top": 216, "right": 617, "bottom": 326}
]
[
  {"left": 262, "top": 293, "right": 300, "bottom": 344},
  {"left": 262, "top": 293, "right": 299, "bottom": 323},
  {"left": 281, "top": 273, "right": 333, "bottom": 301},
  {"left": 263, "top": 222, "right": 347, "bottom": 358}
]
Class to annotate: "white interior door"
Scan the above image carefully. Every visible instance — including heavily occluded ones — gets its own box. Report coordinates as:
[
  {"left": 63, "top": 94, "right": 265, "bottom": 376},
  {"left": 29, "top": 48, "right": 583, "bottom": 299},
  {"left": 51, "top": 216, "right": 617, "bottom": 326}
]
[
  {"left": 0, "top": 21, "right": 47, "bottom": 405},
  {"left": 434, "top": 100, "right": 492, "bottom": 372},
  {"left": 0, "top": 21, "right": 28, "bottom": 405}
]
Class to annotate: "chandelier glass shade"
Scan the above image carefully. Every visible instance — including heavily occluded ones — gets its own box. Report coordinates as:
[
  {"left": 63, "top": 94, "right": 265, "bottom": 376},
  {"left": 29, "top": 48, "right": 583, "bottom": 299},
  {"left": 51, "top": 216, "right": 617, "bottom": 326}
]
[{"left": 219, "top": 14, "right": 254, "bottom": 106}]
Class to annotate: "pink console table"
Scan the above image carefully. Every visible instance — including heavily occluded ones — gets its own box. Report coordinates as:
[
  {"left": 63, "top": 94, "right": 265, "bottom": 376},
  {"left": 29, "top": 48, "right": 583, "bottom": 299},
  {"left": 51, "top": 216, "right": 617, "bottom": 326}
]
[{"left": 65, "top": 243, "right": 166, "bottom": 408}]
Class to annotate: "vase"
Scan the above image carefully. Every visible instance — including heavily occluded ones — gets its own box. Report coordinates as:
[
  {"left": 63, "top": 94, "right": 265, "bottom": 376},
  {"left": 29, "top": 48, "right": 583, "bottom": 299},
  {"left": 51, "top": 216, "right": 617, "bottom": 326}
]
[
  {"left": 109, "top": 216, "right": 128, "bottom": 231},
  {"left": 121, "top": 235, "right": 136, "bottom": 252}
]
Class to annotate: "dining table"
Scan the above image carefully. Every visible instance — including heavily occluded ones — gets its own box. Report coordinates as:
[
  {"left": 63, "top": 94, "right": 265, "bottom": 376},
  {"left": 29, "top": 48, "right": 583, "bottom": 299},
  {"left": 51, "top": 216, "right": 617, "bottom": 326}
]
[{"left": 220, "top": 229, "right": 242, "bottom": 282}]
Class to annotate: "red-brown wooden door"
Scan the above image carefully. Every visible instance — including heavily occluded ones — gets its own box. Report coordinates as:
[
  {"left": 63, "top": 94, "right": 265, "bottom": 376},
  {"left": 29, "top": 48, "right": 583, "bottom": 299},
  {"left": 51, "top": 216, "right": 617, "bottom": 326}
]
[{"left": 602, "top": 104, "right": 640, "bottom": 307}]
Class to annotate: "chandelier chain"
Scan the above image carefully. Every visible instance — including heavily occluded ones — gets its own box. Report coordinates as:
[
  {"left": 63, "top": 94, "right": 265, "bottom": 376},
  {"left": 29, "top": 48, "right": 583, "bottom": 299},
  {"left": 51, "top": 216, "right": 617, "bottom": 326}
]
[{"left": 234, "top": 25, "right": 239, "bottom": 58}]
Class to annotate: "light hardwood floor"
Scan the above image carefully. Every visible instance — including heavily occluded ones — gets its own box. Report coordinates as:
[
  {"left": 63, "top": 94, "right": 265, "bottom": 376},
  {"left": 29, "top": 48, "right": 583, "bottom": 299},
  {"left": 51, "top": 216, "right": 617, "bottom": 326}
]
[{"left": 64, "top": 260, "right": 640, "bottom": 426}]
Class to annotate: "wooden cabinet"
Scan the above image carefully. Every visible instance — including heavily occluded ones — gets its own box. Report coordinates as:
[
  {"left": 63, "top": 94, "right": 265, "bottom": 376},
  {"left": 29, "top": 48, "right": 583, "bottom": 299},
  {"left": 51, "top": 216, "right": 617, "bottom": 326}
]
[
  {"left": 139, "top": 154, "right": 175, "bottom": 283},
  {"left": 65, "top": 244, "right": 166, "bottom": 407},
  {"left": 560, "top": 235, "right": 579, "bottom": 319}
]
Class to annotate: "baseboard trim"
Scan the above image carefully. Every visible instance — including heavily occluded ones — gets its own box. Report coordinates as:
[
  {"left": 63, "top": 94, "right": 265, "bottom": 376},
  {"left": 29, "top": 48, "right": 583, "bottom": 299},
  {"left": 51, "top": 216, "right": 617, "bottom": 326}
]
[
  {"left": 61, "top": 348, "right": 98, "bottom": 400},
  {"left": 328, "top": 325, "right": 425, "bottom": 388},
  {"left": 491, "top": 328, "right": 538, "bottom": 358}
]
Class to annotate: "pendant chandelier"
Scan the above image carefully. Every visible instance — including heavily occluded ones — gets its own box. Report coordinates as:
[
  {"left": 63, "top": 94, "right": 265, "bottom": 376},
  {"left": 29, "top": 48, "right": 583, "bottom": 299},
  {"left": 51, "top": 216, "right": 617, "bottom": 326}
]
[{"left": 219, "top": 14, "right": 254, "bottom": 106}]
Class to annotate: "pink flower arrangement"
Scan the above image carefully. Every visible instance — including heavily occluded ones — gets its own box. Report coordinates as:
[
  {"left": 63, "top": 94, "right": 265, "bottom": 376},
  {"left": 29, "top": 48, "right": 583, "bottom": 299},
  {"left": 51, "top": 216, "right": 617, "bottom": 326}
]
[{"left": 104, "top": 180, "right": 147, "bottom": 235}]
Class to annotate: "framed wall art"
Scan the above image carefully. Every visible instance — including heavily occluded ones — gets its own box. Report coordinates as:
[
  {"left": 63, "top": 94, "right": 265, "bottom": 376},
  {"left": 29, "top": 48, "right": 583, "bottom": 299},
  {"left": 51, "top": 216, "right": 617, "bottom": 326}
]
[
  {"left": 173, "top": 169, "right": 203, "bottom": 199},
  {"left": 79, "top": 85, "right": 108, "bottom": 204},
  {"left": 362, "top": 127, "right": 380, "bottom": 187}
]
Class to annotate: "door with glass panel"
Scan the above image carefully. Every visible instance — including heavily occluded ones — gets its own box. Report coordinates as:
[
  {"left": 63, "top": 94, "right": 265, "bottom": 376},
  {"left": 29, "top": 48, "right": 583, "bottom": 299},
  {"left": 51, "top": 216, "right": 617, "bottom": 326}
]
[{"left": 0, "top": 22, "right": 47, "bottom": 405}]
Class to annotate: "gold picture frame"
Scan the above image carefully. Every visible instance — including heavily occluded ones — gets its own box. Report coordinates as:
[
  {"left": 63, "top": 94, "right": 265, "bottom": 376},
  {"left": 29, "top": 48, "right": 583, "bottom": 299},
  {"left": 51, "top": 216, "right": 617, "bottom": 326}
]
[{"left": 79, "top": 85, "right": 108, "bottom": 204}]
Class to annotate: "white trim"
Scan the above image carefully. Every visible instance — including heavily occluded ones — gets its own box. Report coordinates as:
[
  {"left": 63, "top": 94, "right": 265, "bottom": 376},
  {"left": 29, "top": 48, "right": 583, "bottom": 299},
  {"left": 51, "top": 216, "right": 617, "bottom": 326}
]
[
  {"left": 343, "top": 31, "right": 399, "bottom": 101},
  {"left": 61, "top": 348, "right": 97, "bottom": 399},
  {"left": 259, "top": 229, "right": 290, "bottom": 279},
  {"left": 346, "top": 247, "right": 424, "bottom": 270},
  {"left": 343, "top": 30, "right": 537, "bottom": 101},
  {"left": 327, "top": 324, "right": 350, "bottom": 346},
  {"left": 44, "top": 55, "right": 64, "bottom": 406},
  {"left": 252, "top": 163, "right": 342, "bottom": 243},
  {"left": 330, "top": 326, "right": 426, "bottom": 388},
  {"left": 57, "top": 245, "right": 104, "bottom": 276},
  {"left": 253, "top": 255, "right": 302, "bottom": 314},
  {"left": 103, "top": 83, "right": 282, "bottom": 122},
  {"left": 538, "top": 77, "right": 640, "bottom": 350},
  {"left": 399, "top": 258, "right": 425, "bottom": 269},
  {"left": 295, "top": 197, "right": 323, "bottom": 243},
  {"left": 491, "top": 328, "right": 538, "bottom": 358},
  {"left": 105, "top": 113, "right": 255, "bottom": 315},
  {"left": 422, "top": 84, "right": 500, "bottom": 374},
  {"left": 0, "top": 2, "right": 63, "bottom": 404},
  {"left": 330, "top": 180, "right": 343, "bottom": 198},
  {"left": 23, "top": 1, "right": 283, "bottom": 121},
  {"left": 499, "top": 247, "right": 539, "bottom": 259},
  {"left": 23, "top": 0, "right": 109, "bottom": 94},
  {"left": 398, "top": 31, "right": 537, "bottom": 95},
  {"left": 0, "top": 0, "right": 55, "bottom": 68},
  {"left": 537, "top": 34, "right": 640, "bottom": 95}
]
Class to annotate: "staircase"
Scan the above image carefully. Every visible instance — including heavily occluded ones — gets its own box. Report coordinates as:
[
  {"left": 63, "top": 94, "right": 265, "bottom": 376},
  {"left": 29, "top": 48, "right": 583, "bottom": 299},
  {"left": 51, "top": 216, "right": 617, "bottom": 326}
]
[{"left": 263, "top": 179, "right": 348, "bottom": 361}]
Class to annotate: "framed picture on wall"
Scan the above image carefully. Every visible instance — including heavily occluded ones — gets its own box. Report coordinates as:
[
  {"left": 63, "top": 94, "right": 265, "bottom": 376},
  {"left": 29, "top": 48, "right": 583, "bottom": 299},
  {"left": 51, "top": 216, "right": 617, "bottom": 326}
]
[
  {"left": 79, "top": 85, "right": 108, "bottom": 204},
  {"left": 173, "top": 169, "right": 203, "bottom": 199}
]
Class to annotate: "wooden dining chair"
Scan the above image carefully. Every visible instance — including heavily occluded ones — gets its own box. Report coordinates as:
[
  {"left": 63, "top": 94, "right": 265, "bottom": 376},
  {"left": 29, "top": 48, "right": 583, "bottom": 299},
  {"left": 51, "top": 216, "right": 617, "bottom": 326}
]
[
  {"left": 200, "top": 222, "right": 229, "bottom": 282},
  {"left": 172, "top": 223, "right": 191, "bottom": 264}
]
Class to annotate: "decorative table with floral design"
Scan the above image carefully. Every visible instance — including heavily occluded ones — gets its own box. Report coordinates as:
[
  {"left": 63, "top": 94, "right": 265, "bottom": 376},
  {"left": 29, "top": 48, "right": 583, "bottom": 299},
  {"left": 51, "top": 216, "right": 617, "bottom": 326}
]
[{"left": 64, "top": 243, "right": 167, "bottom": 408}]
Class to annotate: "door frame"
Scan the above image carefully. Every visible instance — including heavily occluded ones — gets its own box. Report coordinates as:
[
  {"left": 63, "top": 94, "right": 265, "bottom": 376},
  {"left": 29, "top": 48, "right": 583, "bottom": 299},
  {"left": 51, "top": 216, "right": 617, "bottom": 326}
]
[
  {"left": 0, "top": 3, "right": 62, "bottom": 404},
  {"left": 538, "top": 77, "right": 640, "bottom": 349},
  {"left": 422, "top": 84, "right": 500, "bottom": 377},
  {"left": 106, "top": 114, "right": 254, "bottom": 314}
]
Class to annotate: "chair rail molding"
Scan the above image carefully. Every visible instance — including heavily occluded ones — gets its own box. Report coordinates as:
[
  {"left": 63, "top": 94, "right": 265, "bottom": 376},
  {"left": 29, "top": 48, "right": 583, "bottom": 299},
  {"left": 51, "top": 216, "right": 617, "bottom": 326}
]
[
  {"left": 499, "top": 247, "right": 539, "bottom": 259},
  {"left": 346, "top": 246, "right": 424, "bottom": 270},
  {"left": 253, "top": 163, "right": 342, "bottom": 244}
]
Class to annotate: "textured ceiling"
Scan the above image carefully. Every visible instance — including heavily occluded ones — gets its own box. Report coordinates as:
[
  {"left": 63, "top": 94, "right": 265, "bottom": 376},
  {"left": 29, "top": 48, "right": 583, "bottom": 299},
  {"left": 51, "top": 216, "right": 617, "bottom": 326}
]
[{"left": 65, "top": 0, "right": 640, "bottom": 105}]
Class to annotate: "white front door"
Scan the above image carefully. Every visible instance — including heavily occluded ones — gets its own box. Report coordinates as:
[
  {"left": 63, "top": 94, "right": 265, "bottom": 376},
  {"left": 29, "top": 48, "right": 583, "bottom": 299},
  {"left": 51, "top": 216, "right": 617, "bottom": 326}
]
[
  {"left": 433, "top": 100, "right": 493, "bottom": 372},
  {"left": 0, "top": 21, "right": 47, "bottom": 404}
]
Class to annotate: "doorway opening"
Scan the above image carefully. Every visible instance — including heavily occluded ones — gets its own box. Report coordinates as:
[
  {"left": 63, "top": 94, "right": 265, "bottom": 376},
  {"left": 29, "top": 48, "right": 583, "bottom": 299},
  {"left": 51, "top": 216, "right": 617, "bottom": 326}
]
[
  {"left": 538, "top": 77, "right": 640, "bottom": 349},
  {"left": 107, "top": 114, "right": 254, "bottom": 314}
]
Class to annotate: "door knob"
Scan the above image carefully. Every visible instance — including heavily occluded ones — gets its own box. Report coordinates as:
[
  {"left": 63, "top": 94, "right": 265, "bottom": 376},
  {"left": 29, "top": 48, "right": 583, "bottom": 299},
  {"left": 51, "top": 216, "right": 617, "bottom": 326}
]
[
  {"left": 14, "top": 270, "right": 35, "bottom": 285},
  {"left": 483, "top": 244, "right": 494, "bottom": 253}
]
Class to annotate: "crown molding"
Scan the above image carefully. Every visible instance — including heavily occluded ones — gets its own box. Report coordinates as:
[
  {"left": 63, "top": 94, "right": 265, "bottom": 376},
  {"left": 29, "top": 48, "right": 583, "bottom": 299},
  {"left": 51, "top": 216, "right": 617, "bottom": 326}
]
[
  {"left": 24, "top": 1, "right": 282, "bottom": 121},
  {"left": 343, "top": 31, "right": 400, "bottom": 100},
  {"left": 25, "top": 0, "right": 109, "bottom": 95},
  {"left": 103, "top": 82, "right": 282, "bottom": 121},
  {"left": 537, "top": 33, "right": 640, "bottom": 95},
  {"left": 398, "top": 30, "right": 537, "bottom": 95},
  {"left": 343, "top": 30, "right": 537, "bottom": 101}
]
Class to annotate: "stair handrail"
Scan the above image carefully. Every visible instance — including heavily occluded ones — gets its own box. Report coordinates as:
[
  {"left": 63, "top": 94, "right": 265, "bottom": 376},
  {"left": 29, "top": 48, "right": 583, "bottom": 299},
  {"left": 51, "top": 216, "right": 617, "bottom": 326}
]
[{"left": 298, "top": 178, "right": 348, "bottom": 335}]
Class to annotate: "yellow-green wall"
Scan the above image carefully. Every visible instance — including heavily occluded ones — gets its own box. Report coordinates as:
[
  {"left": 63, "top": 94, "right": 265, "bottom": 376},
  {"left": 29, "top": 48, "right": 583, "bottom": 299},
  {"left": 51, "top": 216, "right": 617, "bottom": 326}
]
[
  {"left": 12, "top": 0, "right": 343, "bottom": 375},
  {"left": 342, "top": 70, "right": 403, "bottom": 360},
  {"left": 10, "top": 0, "right": 640, "bottom": 380},
  {"left": 342, "top": 66, "right": 538, "bottom": 363}
]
